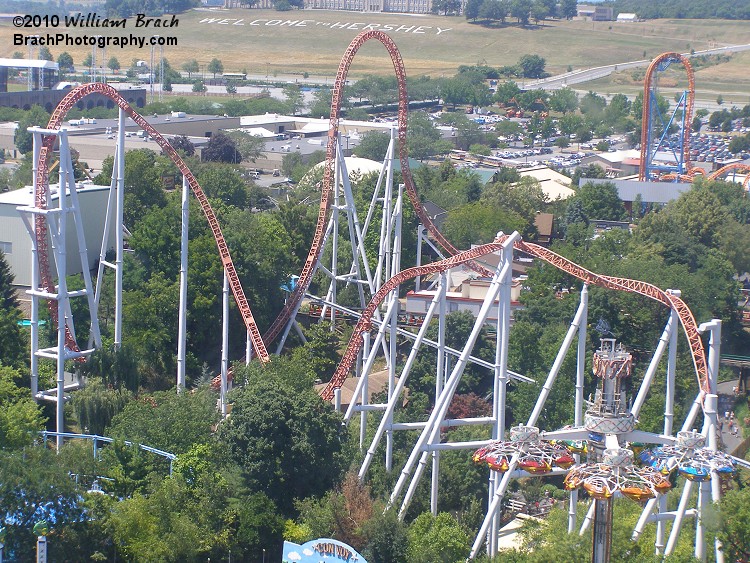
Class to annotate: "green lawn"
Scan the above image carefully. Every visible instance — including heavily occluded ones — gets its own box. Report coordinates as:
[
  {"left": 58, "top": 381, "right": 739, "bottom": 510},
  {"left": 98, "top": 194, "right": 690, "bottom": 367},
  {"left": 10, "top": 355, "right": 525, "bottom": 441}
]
[{"left": 1, "top": 9, "right": 748, "bottom": 97}]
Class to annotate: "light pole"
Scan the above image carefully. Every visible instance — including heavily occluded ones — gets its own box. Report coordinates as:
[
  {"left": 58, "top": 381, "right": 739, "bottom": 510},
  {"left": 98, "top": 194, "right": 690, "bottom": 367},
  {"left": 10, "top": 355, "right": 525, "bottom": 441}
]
[{"left": 262, "top": 548, "right": 266, "bottom": 563}]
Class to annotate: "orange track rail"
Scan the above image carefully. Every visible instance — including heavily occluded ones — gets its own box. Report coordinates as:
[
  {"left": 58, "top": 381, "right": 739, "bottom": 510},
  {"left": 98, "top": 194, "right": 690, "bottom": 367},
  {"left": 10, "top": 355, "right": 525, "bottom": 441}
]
[
  {"left": 35, "top": 83, "right": 270, "bottom": 362},
  {"left": 708, "top": 162, "right": 750, "bottom": 190},
  {"left": 261, "top": 30, "right": 491, "bottom": 347},
  {"left": 639, "top": 53, "right": 695, "bottom": 182},
  {"left": 321, "top": 235, "right": 709, "bottom": 400}
]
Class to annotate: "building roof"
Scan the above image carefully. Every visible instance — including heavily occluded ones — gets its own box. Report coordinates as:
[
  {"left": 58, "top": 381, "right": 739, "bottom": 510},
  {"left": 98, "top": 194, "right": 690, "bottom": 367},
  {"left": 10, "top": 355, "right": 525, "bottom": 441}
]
[
  {"left": 0, "top": 58, "right": 58, "bottom": 70},
  {"left": 0, "top": 181, "right": 112, "bottom": 206},
  {"left": 518, "top": 165, "right": 574, "bottom": 200},
  {"left": 617, "top": 12, "right": 638, "bottom": 19},
  {"left": 582, "top": 178, "right": 692, "bottom": 204}
]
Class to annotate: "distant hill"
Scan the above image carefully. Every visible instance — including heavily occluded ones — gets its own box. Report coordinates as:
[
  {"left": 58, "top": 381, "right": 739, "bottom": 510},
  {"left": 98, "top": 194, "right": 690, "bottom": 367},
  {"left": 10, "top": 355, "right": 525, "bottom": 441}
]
[{"left": 609, "top": 0, "right": 750, "bottom": 20}]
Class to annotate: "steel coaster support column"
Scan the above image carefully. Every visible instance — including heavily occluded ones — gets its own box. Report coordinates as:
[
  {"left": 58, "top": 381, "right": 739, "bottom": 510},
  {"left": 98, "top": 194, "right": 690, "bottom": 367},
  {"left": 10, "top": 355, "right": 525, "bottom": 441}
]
[
  {"left": 665, "top": 480, "right": 694, "bottom": 556},
  {"left": 469, "top": 453, "right": 520, "bottom": 559},
  {"left": 696, "top": 481, "right": 708, "bottom": 562},
  {"left": 337, "top": 138, "right": 375, "bottom": 301},
  {"left": 176, "top": 175, "right": 189, "bottom": 392},
  {"left": 55, "top": 138, "right": 69, "bottom": 451},
  {"left": 415, "top": 225, "right": 425, "bottom": 292},
  {"left": 431, "top": 271, "right": 448, "bottom": 515},
  {"left": 655, "top": 495, "right": 668, "bottom": 554},
  {"left": 221, "top": 272, "right": 229, "bottom": 416},
  {"left": 28, "top": 131, "right": 43, "bottom": 398},
  {"left": 632, "top": 496, "right": 658, "bottom": 541},
  {"left": 374, "top": 128, "right": 396, "bottom": 292},
  {"left": 392, "top": 234, "right": 519, "bottom": 517},
  {"left": 665, "top": 294, "right": 680, "bottom": 436},
  {"left": 592, "top": 498, "right": 613, "bottom": 563},
  {"left": 631, "top": 307, "right": 676, "bottom": 419},
  {"left": 385, "top": 185, "right": 403, "bottom": 472},
  {"left": 580, "top": 500, "right": 596, "bottom": 535},
  {"left": 114, "top": 108, "right": 125, "bottom": 348},
  {"left": 60, "top": 132, "right": 101, "bottom": 348},
  {"left": 569, "top": 284, "right": 589, "bottom": 533},
  {"left": 488, "top": 244, "right": 513, "bottom": 557},
  {"left": 359, "top": 280, "right": 443, "bottom": 481},
  {"left": 92, "top": 145, "right": 117, "bottom": 343},
  {"left": 359, "top": 331, "right": 371, "bottom": 450},
  {"left": 329, "top": 140, "right": 340, "bottom": 327},
  {"left": 699, "top": 319, "right": 724, "bottom": 563},
  {"left": 527, "top": 287, "right": 588, "bottom": 428}
]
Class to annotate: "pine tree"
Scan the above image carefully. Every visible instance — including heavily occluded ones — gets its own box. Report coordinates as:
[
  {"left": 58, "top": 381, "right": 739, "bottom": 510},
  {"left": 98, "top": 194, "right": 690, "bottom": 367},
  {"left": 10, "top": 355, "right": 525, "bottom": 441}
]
[{"left": 0, "top": 249, "right": 18, "bottom": 310}]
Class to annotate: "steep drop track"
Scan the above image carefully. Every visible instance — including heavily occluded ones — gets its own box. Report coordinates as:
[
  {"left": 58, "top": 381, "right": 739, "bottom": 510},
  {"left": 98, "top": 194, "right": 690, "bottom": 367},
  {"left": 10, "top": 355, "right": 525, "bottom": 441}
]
[{"left": 35, "top": 83, "right": 270, "bottom": 362}]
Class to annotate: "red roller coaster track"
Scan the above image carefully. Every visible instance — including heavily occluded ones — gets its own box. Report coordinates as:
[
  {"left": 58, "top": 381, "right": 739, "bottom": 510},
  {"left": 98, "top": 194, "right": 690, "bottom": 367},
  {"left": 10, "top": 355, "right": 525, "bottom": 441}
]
[
  {"left": 321, "top": 235, "right": 709, "bottom": 400},
  {"left": 708, "top": 162, "right": 750, "bottom": 189},
  {"left": 261, "top": 30, "right": 491, "bottom": 347},
  {"left": 638, "top": 52, "right": 696, "bottom": 182},
  {"left": 35, "top": 83, "right": 270, "bottom": 362},
  {"left": 37, "top": 35, "right": 709, "bottom": 405}
]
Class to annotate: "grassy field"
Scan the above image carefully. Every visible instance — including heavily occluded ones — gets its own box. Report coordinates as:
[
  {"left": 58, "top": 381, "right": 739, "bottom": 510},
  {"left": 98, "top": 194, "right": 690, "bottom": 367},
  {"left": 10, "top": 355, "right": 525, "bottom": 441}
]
[{"left": 1, "top": 9, "right": 749, "bottom": 95}]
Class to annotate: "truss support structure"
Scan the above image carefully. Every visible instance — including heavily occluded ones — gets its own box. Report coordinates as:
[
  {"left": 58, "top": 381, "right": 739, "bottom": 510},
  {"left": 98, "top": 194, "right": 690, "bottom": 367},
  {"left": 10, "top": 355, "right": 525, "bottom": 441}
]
[{"left": 19, "top": 127, "right": 100, "bottom": 449}]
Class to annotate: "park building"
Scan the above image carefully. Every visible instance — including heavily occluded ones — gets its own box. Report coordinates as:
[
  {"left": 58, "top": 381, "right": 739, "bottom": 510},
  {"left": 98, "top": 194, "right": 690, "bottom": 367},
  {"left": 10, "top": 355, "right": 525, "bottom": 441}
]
[
  {"left": 223, "top": 0, "right": 435, "bottom": 13},
  {"left": 0, "top": 181, "right": 114, "bottom": 290}
]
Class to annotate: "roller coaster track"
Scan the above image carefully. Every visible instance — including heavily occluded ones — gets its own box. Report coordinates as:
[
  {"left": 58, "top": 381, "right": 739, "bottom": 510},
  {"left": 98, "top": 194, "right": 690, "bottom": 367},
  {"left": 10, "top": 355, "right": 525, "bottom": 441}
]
[
  {"left": 708, "top": 162, "right": 750, "bottom": 189},
  {"left": 260, "top": 30, "right": 492, "bottom": 347},
  {"left": 639, "top": 52, "right": 695, "bottom": 182},
  {"left": 321, "top": 235, "right": 709, "bottom": 400},
  {"left": 35, "top": 83, "right": 270, "bottom": 362}
]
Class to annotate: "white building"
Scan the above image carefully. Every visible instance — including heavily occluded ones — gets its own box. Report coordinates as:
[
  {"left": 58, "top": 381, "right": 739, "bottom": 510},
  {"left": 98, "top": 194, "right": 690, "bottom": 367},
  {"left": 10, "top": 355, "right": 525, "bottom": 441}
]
[{"left": 0, "top": 182, "right": 114, "bottom": 288}]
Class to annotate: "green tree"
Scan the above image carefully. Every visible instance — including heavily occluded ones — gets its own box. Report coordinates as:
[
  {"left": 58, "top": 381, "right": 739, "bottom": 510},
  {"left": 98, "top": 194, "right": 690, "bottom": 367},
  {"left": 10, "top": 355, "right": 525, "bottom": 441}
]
[
  {"left": 39, "top": 46, "right": 53, "bottom": 61},
  {"left": 718, "top": 486, "right": 750, "bottom": 562},
  {"left": 71, "top": 378, "right": 132, "bottom": 435},
  {"left": 107, "top": 387, "right": 219, "bottom": 455},
  {"left": 226, "top": 130, "right": 265, "bottom": 163},
  {"left": 510, "top": 0, "right": 532, "bottom": 25},
  {"left": 443, "top": 201, "right": 527, "bottom": 248},
  {"left": 283, "top": 83, "right": 304, "bottom": 115},
  {"left": 192, "top": 80, "right": 206, "bottom": 93},
  {"left": 207, "top": 57, "right": 224, "bottom": 78},
  {"left": 202, "top": 131, "right": 240, "bottom": 163},
  {"left": 354, "top": 130, "right": 391, "bottom": 161},
  {"left": 107, "top": 56, "right": 121, "bottom": 72},
  {"left": 0, "top": 448, "right": 84, "bottom": 560},
  {"left": 15, "top": 105, "right": 50, "bottom": 154},
  {"left": 549, "top": 87, "right": 578, "bottom": 114},
  {"left": 218, "top": 376, "right": 348, "bottom": 514},
  {"left": 0, "top": 366, "right": 45, "bottom": 448},
  {"left": 518, "top": 54, "right": 545, "bottom": 78},
  {"left": 57, "top": 51, "right": 74, "bottom": 70},
  {"left": 559, "top": 0, "right": 577, "bottom": 18},
  {"left": 0, "top": 251, "right": 25, "bottom": 368},
  {"left": 408, "top": 111, "right": 452, "bottom": 161},
  {"left": 362, "top": 509, "right": 409, "bottom": 563},
  {"left": 182, "top": 59, "right": 199, "bottom": 78},
  {"left": 573, "top": 181, "right": 627, "bottom": 221},
  {"left": 406, "top": 512, "right": 470, "bottom": 563},
  {"left": 465, "top": 0, "right": 482, "bottom": 20}
]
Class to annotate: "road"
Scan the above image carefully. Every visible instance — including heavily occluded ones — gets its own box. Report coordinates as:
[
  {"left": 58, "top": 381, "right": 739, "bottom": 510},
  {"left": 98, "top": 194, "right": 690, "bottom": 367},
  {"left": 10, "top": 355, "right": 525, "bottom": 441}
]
[{"left": 525, "top": 43, "right": 750, "bottom": 91}]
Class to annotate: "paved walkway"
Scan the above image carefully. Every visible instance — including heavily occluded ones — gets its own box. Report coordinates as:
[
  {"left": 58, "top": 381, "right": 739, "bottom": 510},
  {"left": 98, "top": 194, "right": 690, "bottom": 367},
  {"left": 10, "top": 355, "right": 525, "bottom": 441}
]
[{"left": 716, "top": 378, "right": 745, "bottom": 455}]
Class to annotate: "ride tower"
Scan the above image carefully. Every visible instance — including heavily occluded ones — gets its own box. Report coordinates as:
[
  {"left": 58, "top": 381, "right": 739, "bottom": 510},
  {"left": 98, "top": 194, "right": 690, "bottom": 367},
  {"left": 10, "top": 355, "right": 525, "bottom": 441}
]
[{"left": 638, "top": 52, "right": 696, "bottom": 182}]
